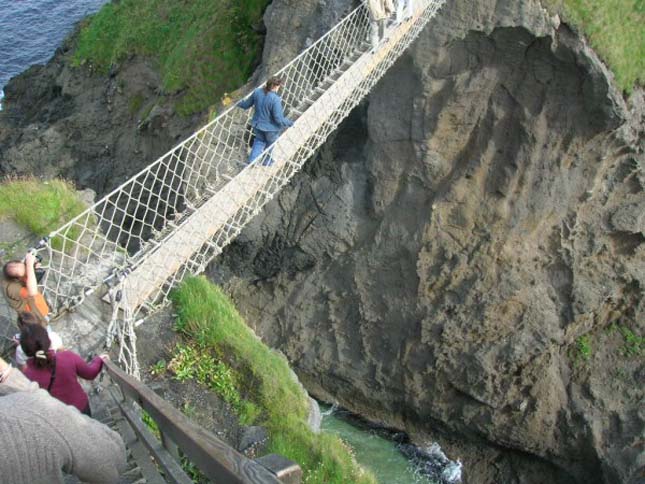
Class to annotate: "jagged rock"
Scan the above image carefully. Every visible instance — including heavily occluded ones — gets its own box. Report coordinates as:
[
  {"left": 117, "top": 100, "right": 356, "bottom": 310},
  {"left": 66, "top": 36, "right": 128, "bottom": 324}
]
[
  {"left": 610, "top": 201, "right": 645, "bottom": 234},
  {"left": 0, "top": 45, "right": 197, "bottom": 194},
  {"left": 239, "top": 426, "right": 269, "bottom": 458},
  {"left": 308, "top": 396, "right": 322, "bottom": 433},
  {"left": 213, "top": 1, "right": 644, "bottom": 484}
]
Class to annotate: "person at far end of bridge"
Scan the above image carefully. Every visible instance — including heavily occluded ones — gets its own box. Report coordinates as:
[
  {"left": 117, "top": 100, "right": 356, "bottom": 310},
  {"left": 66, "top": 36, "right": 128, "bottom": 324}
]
[
  {"left": 237, "top": 76, "right": 294, "bottom": 167},
  {"left": 0, "top": 356, "right": 126, "bottom": 484},
  {"left": 20, "top": 323, "right": 109, "bottom": 417},
  {"left": 2, "top": 250, "right": 50, "bottom": 325},
  {"left": 365, "top": 0, "right": 395, "bottom": 51},
  {"left": 396, "top": 0, "right": 414, "bottom": 23}
]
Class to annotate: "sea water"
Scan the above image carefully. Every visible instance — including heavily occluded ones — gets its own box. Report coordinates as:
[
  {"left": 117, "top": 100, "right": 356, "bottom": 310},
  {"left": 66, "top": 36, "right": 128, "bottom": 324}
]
[
  {"left": 321, "top": 404, "right": 462, "bottom": 484},
  {"left": 0, "top": 0, "right": 108, "bottom": 104}
]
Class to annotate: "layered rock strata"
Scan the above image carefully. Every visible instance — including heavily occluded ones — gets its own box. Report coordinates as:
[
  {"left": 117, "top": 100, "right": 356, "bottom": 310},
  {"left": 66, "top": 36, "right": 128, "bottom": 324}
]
[{"left": 213, "top": 1, "right": 644, "bottom": 483}]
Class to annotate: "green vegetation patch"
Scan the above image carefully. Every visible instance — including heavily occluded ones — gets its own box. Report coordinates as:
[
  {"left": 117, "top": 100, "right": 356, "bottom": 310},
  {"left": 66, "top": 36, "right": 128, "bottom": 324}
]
[
  {"left": 0, "top": 178, "right": 88, "bottom": 242},
  {"left": 73, "top": 0, "right": 269, "bottom": 115},
  {"left": 544, "top": 0, "right": 644, "bottom": 93},
  {"left": 607, "top": 323, "right": 644, "bottom": 357},
  {"left": 577, "top": 334, "right": 592, "bottom": 360},
  {"left": 168, "top": 343, "right": 259, "bottom": 423},
  {"left": 171, "top": 276, "right": 375, "bottom": 484},
  {"left": 141, "top": 409, "right": 162, "bottom": 440},
  {"left": 569, "top": 333, "right": 593, "bottom": 367}
]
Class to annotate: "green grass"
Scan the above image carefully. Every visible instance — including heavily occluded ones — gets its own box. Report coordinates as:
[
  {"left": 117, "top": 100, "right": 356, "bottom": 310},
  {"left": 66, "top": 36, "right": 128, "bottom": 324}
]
[
  {"left": 128, "top": 93, "right": 145, "bottom": 115},
  {"left": 576, "top": 334, "right": 592, "bottom": 360},
  {"left": 168, "top": 343, "right": 253, "bottom": 420},
  {"left": 73, "top": 0, "right": 269, "bottom": 115},
  {"left": 171, "top": 276, "right": 375, "bottom": 484},
  {"left": 141, "top": 409, "right": 162, "bottom": 440},
  {"left": 569, "top": 334, "right": 593, "bottom": 367},
  {"left": 607, "top": 323, "right": 644, "bottom": 357},
  {"left": 0, "top": 178, "right": 89, "bottom": 249},
  {"left": 544, "top": 0, "right": 644, "bottom": 93},
  {"left": 619, "top": 327, "right": 644, "bottom": 357}
]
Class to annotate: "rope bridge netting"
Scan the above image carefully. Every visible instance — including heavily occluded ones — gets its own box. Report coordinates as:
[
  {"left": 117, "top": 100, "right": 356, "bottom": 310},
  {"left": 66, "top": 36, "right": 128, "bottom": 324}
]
[{"left": 36, "top": 0, "right": 446, "bottom": 376}]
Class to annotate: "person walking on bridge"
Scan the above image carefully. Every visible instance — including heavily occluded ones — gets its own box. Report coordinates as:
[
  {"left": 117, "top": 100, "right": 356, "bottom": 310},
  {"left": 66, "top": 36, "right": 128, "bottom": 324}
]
[
  {"left": 365, "top": 0, "right": 395, "bottom": 50},
  {"left": 396, "top": 0, "right": 414, "bottom": 23},
  {"left": 237, "top": 76, "right": 293, "bottom": 166}
]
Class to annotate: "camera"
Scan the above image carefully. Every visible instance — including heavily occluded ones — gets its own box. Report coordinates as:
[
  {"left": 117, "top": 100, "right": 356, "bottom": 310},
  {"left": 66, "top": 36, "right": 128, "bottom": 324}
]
[
  {"left": 25, "top": 248, "right": 45, "bottom": 282},
  {"left": 26, "top": 248, "right": 43, "bottom": 263},
  {"left": 34, "top": 268, "right": 46, "bottom": 283}
]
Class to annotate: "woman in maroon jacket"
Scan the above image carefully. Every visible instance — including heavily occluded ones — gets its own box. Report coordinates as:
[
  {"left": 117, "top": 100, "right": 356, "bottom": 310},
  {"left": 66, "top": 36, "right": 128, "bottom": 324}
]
[{"left": 20, "top": 323, "right": 108, "bottom": 416}]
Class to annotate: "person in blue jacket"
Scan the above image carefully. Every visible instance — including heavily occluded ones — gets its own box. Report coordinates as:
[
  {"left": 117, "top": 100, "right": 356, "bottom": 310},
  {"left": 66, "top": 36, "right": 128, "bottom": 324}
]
[{"left": 237, "top": 76, "right": 294, "bottom": 166}]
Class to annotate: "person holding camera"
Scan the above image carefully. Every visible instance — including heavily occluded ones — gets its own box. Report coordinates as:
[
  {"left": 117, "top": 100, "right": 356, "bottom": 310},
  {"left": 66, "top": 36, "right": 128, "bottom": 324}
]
[{"left": 2, "top": 250, "right": 49, "bottom": 324}]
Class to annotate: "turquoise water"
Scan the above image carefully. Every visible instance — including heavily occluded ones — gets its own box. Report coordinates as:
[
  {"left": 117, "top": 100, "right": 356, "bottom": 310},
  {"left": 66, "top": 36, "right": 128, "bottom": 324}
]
[{"left": 321, "top": 405, "right": 438, "bottom": 484}]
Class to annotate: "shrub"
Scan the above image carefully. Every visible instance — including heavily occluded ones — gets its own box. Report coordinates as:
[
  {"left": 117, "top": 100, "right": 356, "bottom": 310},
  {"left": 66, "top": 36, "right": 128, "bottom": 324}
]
[
  {"left": 73, "top": 0, "right": 270, "bottom": 115},
  {"left": 0, "top": 178, "right": 88, "bottom": 238},
  {"left": 171, "top": 276, "right": 375, "bottom": 484}
]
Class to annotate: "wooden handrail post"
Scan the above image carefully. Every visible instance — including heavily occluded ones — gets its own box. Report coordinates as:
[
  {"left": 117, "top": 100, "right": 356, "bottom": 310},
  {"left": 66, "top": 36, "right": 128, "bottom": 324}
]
[
  {"left": 255, "top": 455, "right": 302, "bottom": 484},
  {"left": 161, "top": 431, "right": 181, "bottom": 460},
  {"left": 103, "top": 359, "right": 298, "bottom": 483}
]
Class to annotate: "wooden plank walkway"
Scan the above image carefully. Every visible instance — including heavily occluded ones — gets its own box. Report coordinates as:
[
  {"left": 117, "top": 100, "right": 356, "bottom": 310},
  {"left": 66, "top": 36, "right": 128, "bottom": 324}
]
[{"left": 120, "top": 10, "right": 423, "bottom": 313}]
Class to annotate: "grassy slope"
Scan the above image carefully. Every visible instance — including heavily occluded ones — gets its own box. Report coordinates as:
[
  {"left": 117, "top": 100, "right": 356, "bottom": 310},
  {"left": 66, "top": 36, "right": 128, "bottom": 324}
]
[
  {"left": 171, "top": 277, "right": 375, "bottom": 484},
  {"left": 0, "top": 178, "right": 87, "bottom": 236},
  {"left": 73, "top": 0, "right": 269, "bottom": 115},
  {"left": 544, "top": 0, "right": 643, "bottom": 93},
  {"left": 74, "top": 0, "right": 641, "bottom": 111}
]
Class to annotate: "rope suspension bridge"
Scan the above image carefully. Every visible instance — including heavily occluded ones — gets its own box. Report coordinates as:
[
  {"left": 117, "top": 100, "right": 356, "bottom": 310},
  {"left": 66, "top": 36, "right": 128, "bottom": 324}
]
[{"left": 37, "top": 0, "right": 446, "bottom": 377}]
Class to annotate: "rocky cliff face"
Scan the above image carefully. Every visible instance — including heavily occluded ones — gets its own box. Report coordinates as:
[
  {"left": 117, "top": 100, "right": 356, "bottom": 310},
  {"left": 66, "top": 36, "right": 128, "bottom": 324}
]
[
  {"left": 212, "top": 1, "right": 644, "bottom": 483},
  {"left": 0, "top": 32, "right": 198, "bottom": 194},
  {"left": 0, "top": 1, "right": 642, "bottom": 483}
]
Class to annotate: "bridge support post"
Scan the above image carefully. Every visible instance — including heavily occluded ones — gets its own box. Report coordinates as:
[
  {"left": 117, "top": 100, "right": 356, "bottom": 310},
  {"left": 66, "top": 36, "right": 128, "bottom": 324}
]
[
  {"left": 255, "top": 454, "right": 302, "bottom": 484},
  {"left": 161, "top": 431, "right": 181, "bottom": 461}
]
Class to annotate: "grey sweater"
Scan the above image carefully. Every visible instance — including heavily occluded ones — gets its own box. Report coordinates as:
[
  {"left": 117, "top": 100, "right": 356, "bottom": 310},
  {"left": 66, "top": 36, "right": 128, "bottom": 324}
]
[{"left": 0, "top": 368, "right": 126, "bottom": 483}]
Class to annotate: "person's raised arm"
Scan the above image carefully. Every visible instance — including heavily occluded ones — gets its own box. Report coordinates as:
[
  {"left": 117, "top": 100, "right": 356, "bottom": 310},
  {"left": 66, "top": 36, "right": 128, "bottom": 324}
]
[
  {"left": 237, "top": 91, "right": 255, "bottom": 110},
  {"left": 24, "top": 252, "right": 38, "bottom": 297}
]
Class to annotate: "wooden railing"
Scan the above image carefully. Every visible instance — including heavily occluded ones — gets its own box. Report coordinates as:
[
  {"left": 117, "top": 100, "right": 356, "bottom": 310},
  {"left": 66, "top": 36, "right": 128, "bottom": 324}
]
[{"left": 104, "top": 360, "right": 302, "bottom": 484}]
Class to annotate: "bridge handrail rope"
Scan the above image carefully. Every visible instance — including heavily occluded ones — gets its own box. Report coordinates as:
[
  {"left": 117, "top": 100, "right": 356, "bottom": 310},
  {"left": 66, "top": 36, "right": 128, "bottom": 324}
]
[
  {"left": 37, "top": 0, "right": 446, "bottom": 375},
  {"left": 39, "top": 3, "right": 368, "bottom": 311}
]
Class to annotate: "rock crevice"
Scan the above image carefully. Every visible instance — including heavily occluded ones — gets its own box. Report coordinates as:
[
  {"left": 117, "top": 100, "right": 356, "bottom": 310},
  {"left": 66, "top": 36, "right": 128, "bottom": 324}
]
[{"left": 213, "top": 1, "right": 643, "bottom": 483}]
